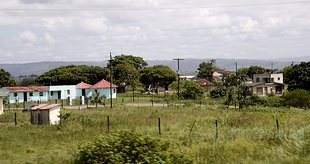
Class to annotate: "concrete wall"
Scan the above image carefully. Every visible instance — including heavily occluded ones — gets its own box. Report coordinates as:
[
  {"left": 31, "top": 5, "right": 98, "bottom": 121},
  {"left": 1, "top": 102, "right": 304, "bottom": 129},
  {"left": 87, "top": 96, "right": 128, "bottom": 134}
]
[
  {"left": 49, "top": 85, "right": 76, "bottom": 100},
  {"left": 6, "top": 91, "right": 48, "bottom": 104},
  {"left": 95, "top": 88, "right": 117, "bottom": 99},
  {"left": 0, "top": 97, "right": 3, "bottom": 115}
]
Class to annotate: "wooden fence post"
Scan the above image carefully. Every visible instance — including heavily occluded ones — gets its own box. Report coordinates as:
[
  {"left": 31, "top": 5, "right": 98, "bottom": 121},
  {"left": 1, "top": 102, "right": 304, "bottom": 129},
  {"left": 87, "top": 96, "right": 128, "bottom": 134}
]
[
  {"left": 215, "top": 120, "right": 218, "bottom": 141},
  {"left": 276, "top": 118, "right": 279, "bottom": 132},
  {"left": 107, "top": 116, "right": 110, "bottom": 133},
  {"left": 14, "top": 113, "right": 17, "bottom": 126},
  {"left": 158, "top": 118, "right": 161, "bottom": 135}
]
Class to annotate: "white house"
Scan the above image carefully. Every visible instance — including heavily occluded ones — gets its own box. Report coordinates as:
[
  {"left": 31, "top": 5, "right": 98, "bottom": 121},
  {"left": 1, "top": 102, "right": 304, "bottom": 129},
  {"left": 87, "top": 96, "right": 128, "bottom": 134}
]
[
  {"left": 0, "top": 92, "right": 6, "bottom": 115},
  {"left": 0, "top": 86, "right": 49, "bottom": 103},
  {"left": 31, "top": 104, "right": 61, "bottom": 125},
  {"left": 248, "top": 73, "right": 286, "bottom": 96}
]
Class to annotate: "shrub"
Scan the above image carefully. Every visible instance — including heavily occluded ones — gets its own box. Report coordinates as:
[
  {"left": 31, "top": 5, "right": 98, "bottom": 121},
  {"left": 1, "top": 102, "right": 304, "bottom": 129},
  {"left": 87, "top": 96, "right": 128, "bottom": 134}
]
[
  {"left": 283, "top": 89, "right": 310, "bottom": 109},
  {"left": 75, "top": 130, "right": 192, "bottom": 163}
]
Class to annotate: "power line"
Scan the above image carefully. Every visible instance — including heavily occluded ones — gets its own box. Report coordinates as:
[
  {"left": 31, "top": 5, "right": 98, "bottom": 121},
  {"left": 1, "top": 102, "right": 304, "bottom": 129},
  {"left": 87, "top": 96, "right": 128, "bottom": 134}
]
[{"left": 0, "top": 1, "right": 310, "bottom": 12}]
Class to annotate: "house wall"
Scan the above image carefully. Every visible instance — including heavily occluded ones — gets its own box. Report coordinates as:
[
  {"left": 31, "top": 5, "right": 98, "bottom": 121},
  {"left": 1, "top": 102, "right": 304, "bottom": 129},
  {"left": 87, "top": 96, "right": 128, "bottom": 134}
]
[
  {"left": 76, "top": 88, "right": 93, "bottom": 98},
  {"left": 49, "top": 108, "right": 60, "bottom": 125},
  {"left": 94, "top": 88, "right": 117, "bottom": 99},
  {"left": 49, "top": 85, "right": 76, "bottom": 100},
  {"left": 251, "top": 84, "right": 284, "bottom": 96},
  {"left": 0, "top": 97, "right": 3, "bottom": 115},
  {"left": 270, "top": 74, "right": 283, "bottom": 84},
  {"left": 6, "top": 91, "right": 48, "bottom": 104}
]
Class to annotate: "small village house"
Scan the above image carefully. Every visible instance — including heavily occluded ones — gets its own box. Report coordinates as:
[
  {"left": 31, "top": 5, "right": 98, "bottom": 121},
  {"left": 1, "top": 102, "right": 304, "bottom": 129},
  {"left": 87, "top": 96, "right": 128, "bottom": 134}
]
[
  {"left": 247, "top": 73, "right": 287, "bottom": 96},
  {"left": 0, "top": 86, "right": 49, "bottom": 104},
  {"left": 196, "top": 79, "right": 215, "bottom": 91},
  {"left": 92, "top": 79, "right": 118, "bottom": 99},
  {"left": 31, "top": 104, "right": 60, "bottom": 125},
  {"left": 0, "top": 92, "right": 6, "bottom": 115},
  {"left": 0, "top": 79, "right": 118, "bottom": 105},
  {"left": 76, "top": 81, "right": 93, "bottom": 98}
]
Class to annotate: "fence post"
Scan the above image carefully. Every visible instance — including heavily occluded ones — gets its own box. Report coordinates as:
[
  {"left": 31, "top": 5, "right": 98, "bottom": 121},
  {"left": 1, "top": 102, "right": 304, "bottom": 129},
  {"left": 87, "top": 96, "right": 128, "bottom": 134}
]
[
  {"left": 107, "top": 116, "right": 110, "bottom": 133},
  {"left": 276, "top": 118, "right": 279, "bottom": 132},
  {"left": 14, "top": 113, "right": 17, "bottom": 126},
  {"left": 151, "top": 100, "right": 154, "bottom": 107},
  {"left": 158, "top": 118, "right": 161, "bottom": 135},
  {"left": 61, "top": 100, "right": 64, "bottom": 108},
  {"left": 215, "top": 120, "right": 218, "bottom": 141}
]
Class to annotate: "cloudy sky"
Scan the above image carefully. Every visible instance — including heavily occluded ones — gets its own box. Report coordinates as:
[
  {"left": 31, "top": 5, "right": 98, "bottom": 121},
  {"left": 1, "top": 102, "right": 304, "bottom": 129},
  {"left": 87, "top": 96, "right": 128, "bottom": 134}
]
[{"left": 0, "top": 0, "right": 309, "bottom": 63}]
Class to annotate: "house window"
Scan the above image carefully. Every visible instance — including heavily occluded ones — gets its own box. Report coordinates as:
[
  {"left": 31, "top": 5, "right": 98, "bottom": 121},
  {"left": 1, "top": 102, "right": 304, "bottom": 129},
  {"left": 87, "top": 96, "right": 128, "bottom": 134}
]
[
  {"left": 113, "top": 89, "right": 116, "bottom": 93},
  {"left": 256, "top": 87, "right": 263, "bottom": 95},
  {"left": 67, "top": 90, "right": 70, "bottom": 95},
  {"left": 51, "top": 91, "right": 54, "bottom": 96},
  {"left": 29, "top": 92, "right": 33, "bottom": 96},
  {"left": 278, "top": 77, "right": 280, "bottom": 81},
  {"left": 14, "top": 93, "right": 18, "bottom": 97},
  {"left": 256, "top": 78, "right": 260, "bottom": 82},
  {"left": 39, "top": 92, "right": 43, "bottom": 96}
]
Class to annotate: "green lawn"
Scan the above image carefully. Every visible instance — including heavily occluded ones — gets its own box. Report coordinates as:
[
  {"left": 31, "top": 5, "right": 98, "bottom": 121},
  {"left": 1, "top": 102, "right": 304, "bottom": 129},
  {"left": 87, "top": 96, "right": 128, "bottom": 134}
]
[{"left": 1, "top": 105, "right": 310, "bottom": 163}]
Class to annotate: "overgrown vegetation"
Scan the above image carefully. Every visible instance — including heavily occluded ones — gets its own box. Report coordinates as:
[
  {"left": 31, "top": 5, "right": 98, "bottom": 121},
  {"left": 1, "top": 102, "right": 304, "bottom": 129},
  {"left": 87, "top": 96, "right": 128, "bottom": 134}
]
[
  {"left": 1, "top": 104, "right": 310, "bottom": 163},
  {"left": 76, "top": 130, "right": 192, "bottom": 163}
]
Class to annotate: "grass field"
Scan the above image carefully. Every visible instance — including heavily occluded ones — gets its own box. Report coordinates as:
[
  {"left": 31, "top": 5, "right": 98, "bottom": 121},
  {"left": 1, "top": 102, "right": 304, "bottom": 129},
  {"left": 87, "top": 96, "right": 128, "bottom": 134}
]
[{"left": 1, "top": 101, "right": 310, "bottom": 163}]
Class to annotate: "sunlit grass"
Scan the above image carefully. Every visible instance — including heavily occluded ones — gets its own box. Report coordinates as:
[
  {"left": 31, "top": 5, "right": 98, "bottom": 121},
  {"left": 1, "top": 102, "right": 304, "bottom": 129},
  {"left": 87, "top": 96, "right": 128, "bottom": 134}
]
[{"left": 1, "top": 105, "right": 310, "bottom": 163}]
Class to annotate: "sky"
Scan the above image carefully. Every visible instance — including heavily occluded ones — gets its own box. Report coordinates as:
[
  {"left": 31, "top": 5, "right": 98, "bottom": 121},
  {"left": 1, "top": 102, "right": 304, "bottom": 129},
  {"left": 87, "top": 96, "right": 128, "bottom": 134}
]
[{"left": 0, "top": 0, "right": 310, "bottom": 63}]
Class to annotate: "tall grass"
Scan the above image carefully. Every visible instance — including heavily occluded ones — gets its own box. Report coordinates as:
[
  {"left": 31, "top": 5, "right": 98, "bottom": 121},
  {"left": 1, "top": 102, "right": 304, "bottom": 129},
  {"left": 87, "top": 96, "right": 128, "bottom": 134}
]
[{"left": 1, "top": 106, "right": 310, "bottom": 163}]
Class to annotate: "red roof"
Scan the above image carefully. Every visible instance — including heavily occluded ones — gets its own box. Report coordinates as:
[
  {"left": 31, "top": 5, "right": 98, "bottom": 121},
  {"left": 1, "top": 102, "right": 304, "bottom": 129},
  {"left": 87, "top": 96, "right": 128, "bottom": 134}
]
[
  {"left": 76, "top": 81, "right": 92, "bottom": 89},
  {"left": 197, "top": 79, "right": 214, "bottom": 86},
  {"left": 92, "top": 79, "right": 117, "bottom": 89},
  {"left": 3, "top": 86, "right": 48, "bottom": 92},
  {"left": 31, "top": 104, "right": 61, "bottom": 110}
]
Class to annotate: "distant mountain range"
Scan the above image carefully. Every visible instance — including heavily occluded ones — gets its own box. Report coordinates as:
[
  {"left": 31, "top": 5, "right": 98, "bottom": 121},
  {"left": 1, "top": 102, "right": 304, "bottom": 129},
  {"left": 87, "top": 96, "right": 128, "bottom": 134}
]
[{"left": 1, "top": 56, "right": 309, "bottom": 77}]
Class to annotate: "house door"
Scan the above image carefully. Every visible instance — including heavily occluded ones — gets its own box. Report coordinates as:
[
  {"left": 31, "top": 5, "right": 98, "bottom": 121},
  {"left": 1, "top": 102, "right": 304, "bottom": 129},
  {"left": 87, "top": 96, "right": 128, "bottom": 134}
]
[
  {"left": 82, "top": 89, "right": 86, "bottom": 96},
  {"left": 23, "top": 92, "right": 27, "bottom": 102},
  {"left": 57, "top": 91, "right": 61, "bottom": 99}
]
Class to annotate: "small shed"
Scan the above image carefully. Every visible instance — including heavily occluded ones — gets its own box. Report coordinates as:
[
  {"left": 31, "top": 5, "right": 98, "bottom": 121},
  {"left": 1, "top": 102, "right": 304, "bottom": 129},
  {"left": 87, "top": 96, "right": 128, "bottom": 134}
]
[
  {"left": 31, "top": 104, "right": 61, "bottom": 125},
  {"left": 0, "top": 92, "right": 7, "bottom": 115}
]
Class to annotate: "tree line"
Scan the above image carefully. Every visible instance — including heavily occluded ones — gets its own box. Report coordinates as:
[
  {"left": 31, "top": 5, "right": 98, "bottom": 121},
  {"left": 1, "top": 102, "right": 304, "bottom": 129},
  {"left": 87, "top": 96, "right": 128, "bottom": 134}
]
[{"left": 0, "top": 56, "right": 310, "bottom": 109}]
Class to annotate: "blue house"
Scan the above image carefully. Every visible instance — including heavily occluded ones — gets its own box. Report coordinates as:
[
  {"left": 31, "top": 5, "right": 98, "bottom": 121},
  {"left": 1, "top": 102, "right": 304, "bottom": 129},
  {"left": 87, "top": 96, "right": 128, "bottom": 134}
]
[
  {"left": 92, "top": 79, "right": 117, "bottom": 99},
  {"left": 0, "top": 79, "right": 117, "bottom": 105},
  {"left": 0, "top": 86, "right": 49, "bottom": 104}
]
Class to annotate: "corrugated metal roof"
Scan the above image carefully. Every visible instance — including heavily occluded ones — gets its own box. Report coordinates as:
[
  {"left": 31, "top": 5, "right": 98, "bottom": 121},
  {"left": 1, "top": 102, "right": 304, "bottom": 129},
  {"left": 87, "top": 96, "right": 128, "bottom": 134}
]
[
  {"left": 92, "top": 79, "right": 117, "bottom": 89},
  {"left": 3, "top": 86, "right": 48, "bottom": 92},
  {"left": 31, "top": 104, "right": 60, "bottom": 110},
  {"left": 76, "top": 81, "right": 92, "bottom": 89}
]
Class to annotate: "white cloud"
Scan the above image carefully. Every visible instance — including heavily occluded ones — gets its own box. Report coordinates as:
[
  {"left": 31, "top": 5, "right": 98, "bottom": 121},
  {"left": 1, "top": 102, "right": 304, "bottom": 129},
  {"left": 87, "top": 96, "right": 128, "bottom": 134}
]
[
  {"left": 44, "top": 33, "right": 55, "bottom": 44},
  {"left": 19, "top": 31, "right": 37, "bottom": 44}
]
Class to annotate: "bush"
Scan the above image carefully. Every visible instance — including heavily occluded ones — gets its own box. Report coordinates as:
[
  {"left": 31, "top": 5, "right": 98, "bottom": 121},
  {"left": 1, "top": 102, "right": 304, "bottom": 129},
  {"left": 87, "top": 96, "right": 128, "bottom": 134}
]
[
  {"left": 75, "top": 130, "right": 192, "bottom": 163},
  {"left": 209, "top": 87, "right": 226, "bottom": 98},
  {"left": 247, "top": 95, "right": 284, "bottom": 107},
  {"left": 283, "top": 89, "right": 310, "bottom": 109}
]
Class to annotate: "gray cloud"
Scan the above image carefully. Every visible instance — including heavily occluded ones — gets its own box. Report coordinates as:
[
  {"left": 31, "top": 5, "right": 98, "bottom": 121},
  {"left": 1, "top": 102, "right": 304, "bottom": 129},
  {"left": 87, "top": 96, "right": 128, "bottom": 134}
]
[{"left": 0, "top": 0, "right": 309, "bottom": 63}]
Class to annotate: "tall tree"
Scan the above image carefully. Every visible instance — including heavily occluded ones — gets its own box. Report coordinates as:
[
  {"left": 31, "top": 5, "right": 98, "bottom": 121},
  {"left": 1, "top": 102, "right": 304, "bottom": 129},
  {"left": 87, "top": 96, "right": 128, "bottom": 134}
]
[
  {"left": 107, "top": 54, "right": 148, "bottom": 70},
  {"left": 169, "top": 80, "right": 205, "bottom": 100},
  {"left": 114, "top": 63, "right": 140, "bottom": 93},
  {"left": 238, "top": 66, "right": 267, "bottom": 79},
  {"left": 140, "top": 65, "right": 177, "bottom": 92},
  {"left": 0, "top": 68, "right": 15, "bottom": 87},
  {"left": 197, "top": 59, "right": 216, "bottom": 82},
  {"left": 36, "top": 65, "right": 109, "bottom": 85},
  {"left": 284, "top": 61, "right": 310, "bottom": 91}
]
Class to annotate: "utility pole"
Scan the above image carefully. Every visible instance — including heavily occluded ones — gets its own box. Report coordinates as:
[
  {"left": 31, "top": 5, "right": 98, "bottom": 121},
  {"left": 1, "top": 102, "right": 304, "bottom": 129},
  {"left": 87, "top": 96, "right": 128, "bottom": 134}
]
[
  {"left": 109, "top": 52, "right": 113, "bottom": 109},
  {"left": 173, "top": 58, "right": 184, "bottom": 100}
]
